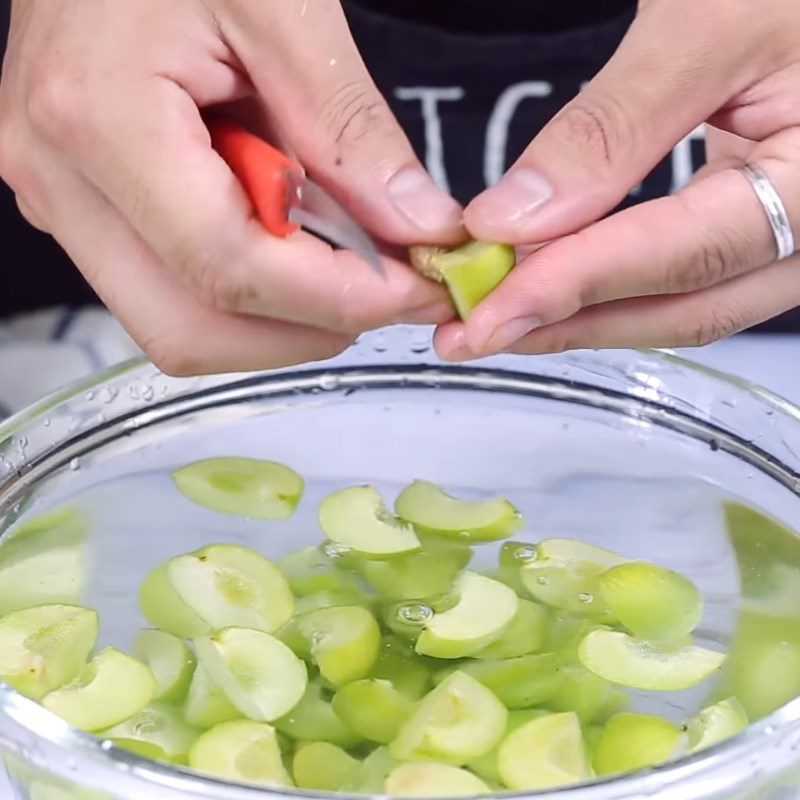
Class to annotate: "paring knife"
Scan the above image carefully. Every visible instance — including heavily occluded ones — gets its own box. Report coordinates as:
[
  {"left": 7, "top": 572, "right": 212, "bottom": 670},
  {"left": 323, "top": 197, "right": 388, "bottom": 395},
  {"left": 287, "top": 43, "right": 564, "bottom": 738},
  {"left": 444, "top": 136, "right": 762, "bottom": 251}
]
[{"left": 207, "top": 119, "right": 385, "bottom": 278}]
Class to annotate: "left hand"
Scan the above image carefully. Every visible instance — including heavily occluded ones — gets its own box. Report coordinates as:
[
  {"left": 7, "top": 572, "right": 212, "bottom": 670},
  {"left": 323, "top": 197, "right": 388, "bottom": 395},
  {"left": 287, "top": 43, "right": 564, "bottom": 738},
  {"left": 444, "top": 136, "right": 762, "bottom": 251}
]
[{"left": 434, "top": 0, "right": 800, "bottom": 360}]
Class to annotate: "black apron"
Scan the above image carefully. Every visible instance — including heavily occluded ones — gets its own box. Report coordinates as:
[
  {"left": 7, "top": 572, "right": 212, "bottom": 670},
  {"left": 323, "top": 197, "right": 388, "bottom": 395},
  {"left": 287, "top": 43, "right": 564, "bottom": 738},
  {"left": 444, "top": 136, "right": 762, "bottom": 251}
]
[{"left": 0, "top": 0, "right": 795, "bottom": 330}]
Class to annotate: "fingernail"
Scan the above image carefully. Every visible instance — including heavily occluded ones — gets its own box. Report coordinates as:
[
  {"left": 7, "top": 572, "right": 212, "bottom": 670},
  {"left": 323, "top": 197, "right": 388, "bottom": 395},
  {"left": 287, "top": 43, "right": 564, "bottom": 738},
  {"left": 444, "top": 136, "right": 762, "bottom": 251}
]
[
  {"left": 478, "top": 169, "right": 553, "bottom": 224},
  {"left": 387, "top": 166, "right": 463, "bottom": 232},
  {"left": 482, "top": 316, "right": 542, "bottom": 352}
]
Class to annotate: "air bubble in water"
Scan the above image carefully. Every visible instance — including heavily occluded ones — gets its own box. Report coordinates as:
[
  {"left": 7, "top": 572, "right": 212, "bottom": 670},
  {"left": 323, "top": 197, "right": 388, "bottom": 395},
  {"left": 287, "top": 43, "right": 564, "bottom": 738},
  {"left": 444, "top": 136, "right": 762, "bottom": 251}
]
[
  {"left": 396, "top": 602, "right": 434, "bottom": 626},
  {"left": 85, "top": 391, "right": 95, "bottom": 401},
  {"left": 578, "top": 592, "right": 593, "bottom": 603},
  {"left": 104, "top": 386, "right": 119, "bottom": 403},
  {"left": 69, "top": 458, "right": 80, "bottom": 471},
  {"left": 513, "top": 545, "right": 537, "bottom": 563},
  {"left": 537, "top": 575, "right": 549, "bottom": 586},
  {"left": 322, "top": 541, "right": 352, "bottom": 559},
  {"left": 319, "top": 374, "right": 339, "bottom": 391},
  {"left": 142, "top": 386, "right": 155, "bottom": 402},
  {"left": 43, "top": 417, "right": 51, "bottom": 427}
]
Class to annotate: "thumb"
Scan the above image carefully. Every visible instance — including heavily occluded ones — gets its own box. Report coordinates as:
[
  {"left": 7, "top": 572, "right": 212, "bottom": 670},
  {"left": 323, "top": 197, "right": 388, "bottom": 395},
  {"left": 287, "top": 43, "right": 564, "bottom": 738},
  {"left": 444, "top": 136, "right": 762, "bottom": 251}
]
[
  {"left": 464, "top": 1, "right": 757, "bottom": 244},
  {"left": 218, "top": 0, "right": 463, "bottom": 245}
]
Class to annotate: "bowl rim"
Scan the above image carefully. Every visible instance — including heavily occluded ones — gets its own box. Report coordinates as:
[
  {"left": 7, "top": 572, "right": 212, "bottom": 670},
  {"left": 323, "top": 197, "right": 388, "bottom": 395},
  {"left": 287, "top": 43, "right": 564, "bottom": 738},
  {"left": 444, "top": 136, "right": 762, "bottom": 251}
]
[{"left": 2, "top": 348, "right": 800, "bottom": 800}]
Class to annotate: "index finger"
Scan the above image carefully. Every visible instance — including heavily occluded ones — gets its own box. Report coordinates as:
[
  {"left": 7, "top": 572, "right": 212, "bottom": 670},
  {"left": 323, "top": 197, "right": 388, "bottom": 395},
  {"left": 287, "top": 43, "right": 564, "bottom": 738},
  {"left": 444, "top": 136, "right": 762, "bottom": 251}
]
[{"left": 464, "top": 0, "right": 783, "bottom": 245}]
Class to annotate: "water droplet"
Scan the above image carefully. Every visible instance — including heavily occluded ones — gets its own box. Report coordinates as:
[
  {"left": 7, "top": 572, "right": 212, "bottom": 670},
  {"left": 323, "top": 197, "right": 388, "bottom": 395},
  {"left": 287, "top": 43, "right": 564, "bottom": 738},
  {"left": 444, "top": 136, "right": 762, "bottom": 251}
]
[
  {"left": 16, "top": 437, "right": 27, "bottom": 451},
  {"left": 69, "top": 458, "right": 80, "bottom": 471},
  {"left": 101, "top": 739, "right": 114, "bottom": 751},
  {"left": 142, "top": 386, "right": 155, "bottom": 402},
  {"left": 322, "top": 541, "right": 352, "bottom": 559},
  {"left": 578, "top": 592, "right": 593, "bottom": 604},
  {"left": 12, "top": 503, "right": 20, "bottom": 514},
  {"left": 513, "top": 545, "right": 537, "bottom": 563},
  {"left": 104, "top": 386, "right": 119, "bottom": 403},
  {"left": 128, "top": 384, "right": 140, "bottom": 399},
  {"left": 457, "top": 531, "right": 471, "bottom": 539},
  {"left": 329, "top": 57, "right": 338, "bottom": 66},
  {"left": 710, "top": 439, "right": 720, "bottom": 452},
  {"left": 396, "top": 602, "right": 433, "bottom": 626},
  {"left": 43, "top": 417, "right": 51, "bottom": 427},
  {"left": 319, "top": 374, "right": 339, "bottom": 391},
  {"left": 537, "top": 575, "right": 550, "bottom": 586},
  {"left": 410, "top": 332, "right": 430, "bottom": 354},
  {"left": 372, "top": 334, "right": 388, "bottom": 353}
]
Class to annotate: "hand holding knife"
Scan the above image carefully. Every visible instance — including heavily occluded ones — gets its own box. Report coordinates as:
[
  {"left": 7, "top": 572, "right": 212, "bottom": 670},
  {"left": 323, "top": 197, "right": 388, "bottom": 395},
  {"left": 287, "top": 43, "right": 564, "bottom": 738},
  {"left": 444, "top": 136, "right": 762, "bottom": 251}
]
[{"left": 207, "top": 119, "right": 385, "bottom": 279}]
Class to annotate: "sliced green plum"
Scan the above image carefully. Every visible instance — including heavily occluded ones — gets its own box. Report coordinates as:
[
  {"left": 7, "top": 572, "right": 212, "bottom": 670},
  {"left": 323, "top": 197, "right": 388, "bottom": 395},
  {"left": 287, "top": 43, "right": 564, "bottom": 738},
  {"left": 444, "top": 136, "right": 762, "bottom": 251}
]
[
  {"left": 497, "top": 711, "right": 590, "bottom": 790},
  {"left": 319, "top": 486, "right": 420, "bottom": 558},
  {"left": 297, "top": 605, "right": 381, "bottom": 687},
  {"left": 139, "top": 563, "right": 209, "bottom": 639},
  {"left": 548, "top": 666, "right": 629, "bottom": 725},
  {"left": 0, "top": 604, "right": 97, "bottom": 700},
  {"left": 578, "top": 630, "right": 726, "bottom": 691},
  {"left": 168, "top": 544, "right": 294, "bottom": 634},
  {"left": 188, "top": 720, "right": 293, "bottom": 787},
  {"left": 394, "top": 480, "right": 522, "bottom": 543},
  {"left": 409, "top": 241, "right": 516, "bottom": 320},
  {"left": 592, "top": 713, "right": 685, "bottom": 775},
  {"left": 332, "top": 679, "right": 415, "bottom": 743},
  {"left": 686, "top": 698, "right": 748, "bottom": 753},
  {"left": 183, "top": 663, "right": 242, "bottom": 729},
  {"left": 361, "top": 538, "right": 471, "bottom": 602},
  {"left": 416, "top": 572, "right": 518, "bottom": 658},
  {"left": 293, "top": 583, "right": 376, "bottom": 615},
  {"left": 371, "top": 636, "right": 432, "bottom": 700},
  {"left": 495, "top": 541, "right": 538, "bottom": 596},
  {"left": 520, "top": 539, "right": 627, "bottom": 618},
  {"left": 390, "top": 671, "right": 507, "bottom": 765},
  {"left": 543, "top": 614, "right": 594, "bottom": 665},
  {"left": 195, "top": 627, "right": 307, "bottom": 722},
  {"left": 477, "top": 600, "right": 547, "bottom": 659},
  {"left": 468, "top": 709, "right": 549, "bottom": 784},
  {"left": 342, "top": 746, "right": 397, "bottom": 794},
  {"left": 0, "top": 507, "right": 87, "bottom": 615},
  {"left": 101, "top": 701, "right": 202, "bottom": 764},
  {"left": 440, "top": 653, "right": 561, "bottom": 710},
  {"left": 171, "top": 457, "right": 303, "bottom": 519},
  {"left": 278, "top": 546, "right": 360, "bottom": 597},
  {"left": 600, "top": 562, "right": 703, "bottom": 641},
  {"left": 274, "top": 679, "right": 361, "bottom": 749},
  {"left": 111, "top": 739, "right": 173, "bottom": 762},
  {"left": 385, "top": 763, "right": 490, "bottom": 797},
  {"left": 134, "top": 629, "right": 195, "bottom": 702},
  {"left": 43, "top": 647, "right": 156, "bottom": 731},
  {"left": 293, "top": 741, "right": 360, "bottom": 791}
]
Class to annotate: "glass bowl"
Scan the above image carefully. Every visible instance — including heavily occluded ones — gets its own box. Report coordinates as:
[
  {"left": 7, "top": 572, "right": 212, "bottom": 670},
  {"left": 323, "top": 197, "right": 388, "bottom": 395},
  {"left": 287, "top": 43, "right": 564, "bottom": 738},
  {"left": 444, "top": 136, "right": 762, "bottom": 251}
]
[{"left": 2, "top": 327, "right": 800, "bottom": 800}]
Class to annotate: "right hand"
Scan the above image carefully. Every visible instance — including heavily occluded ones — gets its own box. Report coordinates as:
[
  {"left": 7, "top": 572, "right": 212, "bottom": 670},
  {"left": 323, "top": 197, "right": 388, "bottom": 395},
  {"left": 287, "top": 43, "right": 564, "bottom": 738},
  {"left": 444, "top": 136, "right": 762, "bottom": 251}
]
[{"left": 0, "top": 0, "right": 462, "bottom": 375}]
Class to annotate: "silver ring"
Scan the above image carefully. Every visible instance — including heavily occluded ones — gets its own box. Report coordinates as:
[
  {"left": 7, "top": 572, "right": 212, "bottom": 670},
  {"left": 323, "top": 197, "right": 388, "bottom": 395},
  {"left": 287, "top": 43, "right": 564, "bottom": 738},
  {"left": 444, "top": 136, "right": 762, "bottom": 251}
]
[{"left": 738, "top": 164, "right": 795, "bottom": 260}]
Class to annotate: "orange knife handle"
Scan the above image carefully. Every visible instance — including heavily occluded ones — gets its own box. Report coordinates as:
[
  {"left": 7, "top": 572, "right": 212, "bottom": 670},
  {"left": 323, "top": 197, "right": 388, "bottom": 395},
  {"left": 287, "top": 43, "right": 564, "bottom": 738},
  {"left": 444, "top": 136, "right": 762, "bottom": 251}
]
[{"left": 208, "top": 119, "right": 300, "bottom": 238}]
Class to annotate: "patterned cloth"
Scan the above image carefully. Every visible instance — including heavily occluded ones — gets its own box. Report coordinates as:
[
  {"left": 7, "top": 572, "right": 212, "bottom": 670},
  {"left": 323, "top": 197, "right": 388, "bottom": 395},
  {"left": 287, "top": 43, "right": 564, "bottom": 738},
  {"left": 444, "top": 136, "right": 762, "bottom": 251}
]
[{"left": 0, "top": 307, "right": 141, "bottom": 416}]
